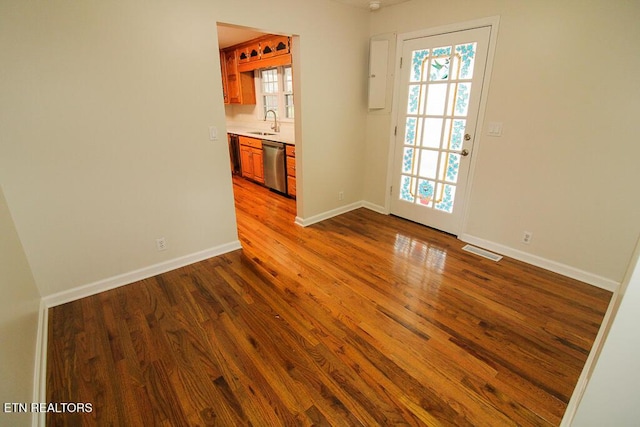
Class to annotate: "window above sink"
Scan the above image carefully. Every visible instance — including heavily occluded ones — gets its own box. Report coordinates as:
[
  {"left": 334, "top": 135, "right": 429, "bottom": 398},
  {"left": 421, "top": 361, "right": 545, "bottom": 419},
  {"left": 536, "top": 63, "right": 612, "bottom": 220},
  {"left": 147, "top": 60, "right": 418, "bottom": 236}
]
[{"left": 255, "top": 66, "right": 294, "bottom": 122}]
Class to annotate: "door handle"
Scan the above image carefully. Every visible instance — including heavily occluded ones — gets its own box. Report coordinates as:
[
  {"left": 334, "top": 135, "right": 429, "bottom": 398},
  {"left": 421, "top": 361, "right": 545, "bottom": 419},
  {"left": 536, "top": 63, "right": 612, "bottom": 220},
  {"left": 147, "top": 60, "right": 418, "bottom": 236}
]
[{"left": 462, "top": 133, "right": 472, "bottom": 156}]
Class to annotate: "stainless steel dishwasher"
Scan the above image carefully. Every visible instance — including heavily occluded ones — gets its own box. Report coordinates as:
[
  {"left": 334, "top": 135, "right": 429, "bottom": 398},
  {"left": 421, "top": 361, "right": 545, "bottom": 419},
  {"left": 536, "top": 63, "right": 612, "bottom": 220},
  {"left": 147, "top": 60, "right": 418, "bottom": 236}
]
[{"left": 262, "top": 140, "right": 287, "bottom": 194}]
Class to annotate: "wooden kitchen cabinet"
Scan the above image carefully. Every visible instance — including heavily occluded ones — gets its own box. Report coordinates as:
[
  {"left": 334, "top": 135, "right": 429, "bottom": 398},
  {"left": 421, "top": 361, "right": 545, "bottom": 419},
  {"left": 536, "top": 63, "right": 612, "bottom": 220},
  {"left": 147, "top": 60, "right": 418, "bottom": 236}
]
[
  {"left": 221, "top": 48, "right": 256, "bottom": 105},
  {"left": 286, "top": 144, "right": 296, "bottom": 198},
  {"left": 237, "top": 41, "right": 261, "bottom": 63},
  {"left": 220, "top": 51, "right": 229, "bottom": 104},
  {"left": 226, "top": 35, "right": 292, "bottom": 73},
  {"left": 260, "top": 35, "right": 290, "bottom": 59},
  {"left": 239, "top": 136, "right": 264, "bottom": 184}
]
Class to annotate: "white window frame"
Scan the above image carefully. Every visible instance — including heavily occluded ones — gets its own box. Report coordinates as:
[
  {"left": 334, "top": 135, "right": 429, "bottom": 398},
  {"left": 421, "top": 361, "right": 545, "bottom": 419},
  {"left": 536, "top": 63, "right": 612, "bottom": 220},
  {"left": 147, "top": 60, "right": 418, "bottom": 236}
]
[{"left": 254, "top": 65, "right": 294, "bottom": 123}]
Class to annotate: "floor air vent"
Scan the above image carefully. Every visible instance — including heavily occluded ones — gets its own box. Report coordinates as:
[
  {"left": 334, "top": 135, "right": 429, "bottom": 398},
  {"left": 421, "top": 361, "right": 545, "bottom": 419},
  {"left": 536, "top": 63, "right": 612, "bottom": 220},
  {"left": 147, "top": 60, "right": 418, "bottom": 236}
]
[{"left": 462, "top": 245, "right": 503, "bottom": 262}]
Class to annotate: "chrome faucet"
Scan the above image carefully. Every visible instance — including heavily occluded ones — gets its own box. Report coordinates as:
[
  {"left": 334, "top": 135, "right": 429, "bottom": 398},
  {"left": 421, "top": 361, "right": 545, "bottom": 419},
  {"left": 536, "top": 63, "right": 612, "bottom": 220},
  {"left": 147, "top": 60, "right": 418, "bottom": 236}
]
[{"left": 264, "top": 109, "right": 280, "bottom": 133}]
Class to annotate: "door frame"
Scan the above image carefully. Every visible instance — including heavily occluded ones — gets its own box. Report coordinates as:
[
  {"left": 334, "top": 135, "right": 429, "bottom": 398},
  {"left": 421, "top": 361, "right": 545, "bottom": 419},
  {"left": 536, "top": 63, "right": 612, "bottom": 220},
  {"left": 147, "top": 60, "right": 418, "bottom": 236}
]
[{"left": 384, "top": 16, "right": 500, "bottom": 236}]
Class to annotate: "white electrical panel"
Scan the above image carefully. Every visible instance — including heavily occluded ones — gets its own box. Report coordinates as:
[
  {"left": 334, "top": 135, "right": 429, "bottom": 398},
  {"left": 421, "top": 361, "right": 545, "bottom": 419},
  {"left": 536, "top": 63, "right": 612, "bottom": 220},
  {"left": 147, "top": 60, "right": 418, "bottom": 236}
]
[{"left": 368, "top": 39, "right": 389, "bottom": 110}]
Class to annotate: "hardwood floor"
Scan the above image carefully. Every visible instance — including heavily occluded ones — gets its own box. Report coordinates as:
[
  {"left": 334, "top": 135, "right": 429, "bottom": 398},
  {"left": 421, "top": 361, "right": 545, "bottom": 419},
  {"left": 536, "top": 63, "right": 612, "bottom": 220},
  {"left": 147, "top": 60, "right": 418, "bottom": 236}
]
[{"left": 46, "top": 176, "right": 612, "bottom": 426}]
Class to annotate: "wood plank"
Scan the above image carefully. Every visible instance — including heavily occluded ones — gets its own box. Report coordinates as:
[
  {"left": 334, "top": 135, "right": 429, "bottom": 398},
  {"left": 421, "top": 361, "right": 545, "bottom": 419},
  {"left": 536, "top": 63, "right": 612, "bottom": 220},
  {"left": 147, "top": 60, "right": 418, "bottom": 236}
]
[{"left": 46, "top": 176, "right": 611, "bottom": 426}]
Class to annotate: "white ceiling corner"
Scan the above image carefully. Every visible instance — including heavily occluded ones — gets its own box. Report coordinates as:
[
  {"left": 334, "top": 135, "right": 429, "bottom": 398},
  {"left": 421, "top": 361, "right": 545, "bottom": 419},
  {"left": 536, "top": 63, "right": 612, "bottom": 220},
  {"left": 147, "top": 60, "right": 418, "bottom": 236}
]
[{"left": 332, "top": 0, "right": 411, "bottom": 9}]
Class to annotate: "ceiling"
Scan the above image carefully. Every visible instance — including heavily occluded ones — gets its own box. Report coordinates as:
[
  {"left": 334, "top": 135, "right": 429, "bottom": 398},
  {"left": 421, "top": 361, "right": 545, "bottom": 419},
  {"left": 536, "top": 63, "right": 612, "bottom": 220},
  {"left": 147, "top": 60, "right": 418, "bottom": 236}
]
[
  {"left": 332, "top": 0, "right": 410, "bottom": 9},
  {"left": 217, "top": 24, "right": 268, "bottom": 49}
]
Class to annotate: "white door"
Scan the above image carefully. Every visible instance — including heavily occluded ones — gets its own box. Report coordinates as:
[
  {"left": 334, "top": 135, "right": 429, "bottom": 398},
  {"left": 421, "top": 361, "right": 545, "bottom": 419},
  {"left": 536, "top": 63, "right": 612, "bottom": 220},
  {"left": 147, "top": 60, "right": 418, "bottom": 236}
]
[{"left": 390, "top": 27, "right": 491, "bottom": 235}]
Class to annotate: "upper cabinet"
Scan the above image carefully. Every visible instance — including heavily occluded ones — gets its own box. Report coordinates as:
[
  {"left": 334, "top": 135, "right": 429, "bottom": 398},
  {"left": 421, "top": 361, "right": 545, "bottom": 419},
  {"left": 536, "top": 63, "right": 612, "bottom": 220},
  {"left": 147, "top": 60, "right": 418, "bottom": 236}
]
[
  {"left": 260, "top": 35, "right": 290, "bottom": 60},
  {"left": 220, "top": 51, "right": 229, "bottom": 104},
  {"left": 237, "top": 41, "right": 261, "bottom": 64},
  {"left": 220, "top": 35, "right": 291, "bottom": 105},
  {"left": 221, "top": 47, "right": 256, "bottom": 105}
]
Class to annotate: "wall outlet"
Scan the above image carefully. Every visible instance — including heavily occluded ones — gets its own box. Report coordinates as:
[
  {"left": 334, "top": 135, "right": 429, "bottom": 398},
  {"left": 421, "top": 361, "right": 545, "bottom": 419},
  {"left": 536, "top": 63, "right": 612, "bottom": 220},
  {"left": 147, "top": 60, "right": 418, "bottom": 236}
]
[
  {"left": 156, "top": 237, "right": 167, "bottom": 251},
  {"left": 522, "top": 231, "right": 533, "bottom": 244},
  {"left": 338, "top": 191, "right": 344, "bottom": 201}
]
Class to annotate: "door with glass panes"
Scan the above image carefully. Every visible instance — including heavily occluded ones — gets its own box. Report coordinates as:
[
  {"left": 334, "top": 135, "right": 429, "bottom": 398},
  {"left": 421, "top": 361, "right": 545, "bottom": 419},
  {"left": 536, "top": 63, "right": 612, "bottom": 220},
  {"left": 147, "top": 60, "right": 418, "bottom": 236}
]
[{"left": 390, "top": 27, "right": 490, "bottom": 234}]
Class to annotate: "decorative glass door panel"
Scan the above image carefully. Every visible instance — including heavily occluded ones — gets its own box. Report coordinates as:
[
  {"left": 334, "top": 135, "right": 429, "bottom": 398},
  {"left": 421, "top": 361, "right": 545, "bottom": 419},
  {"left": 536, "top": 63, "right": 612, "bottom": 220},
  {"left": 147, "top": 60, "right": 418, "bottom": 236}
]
[{"left": 391, "top": 27, "right": 491, "bottom": 234}]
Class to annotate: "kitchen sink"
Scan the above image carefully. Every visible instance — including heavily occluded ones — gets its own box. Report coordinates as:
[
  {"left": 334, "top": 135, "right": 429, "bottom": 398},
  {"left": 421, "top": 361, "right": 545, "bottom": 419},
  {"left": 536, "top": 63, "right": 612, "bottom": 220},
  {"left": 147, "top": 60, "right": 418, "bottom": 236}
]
[{"left": 247, "top": 131, "right": 276, "bottom": 136}]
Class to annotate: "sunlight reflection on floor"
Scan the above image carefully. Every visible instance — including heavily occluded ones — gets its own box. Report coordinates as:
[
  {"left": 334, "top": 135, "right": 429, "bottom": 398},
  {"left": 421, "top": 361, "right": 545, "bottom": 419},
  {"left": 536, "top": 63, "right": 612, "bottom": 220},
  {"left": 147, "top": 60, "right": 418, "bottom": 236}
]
[{"left": 393, "top": 233, "right": 447, "bottom": 289}]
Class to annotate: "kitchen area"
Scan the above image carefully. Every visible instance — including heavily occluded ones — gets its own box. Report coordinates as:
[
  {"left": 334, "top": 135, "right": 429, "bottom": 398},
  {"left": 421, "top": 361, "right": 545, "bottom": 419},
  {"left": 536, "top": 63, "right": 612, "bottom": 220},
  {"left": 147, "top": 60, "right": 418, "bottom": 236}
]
[{"left": 218, "top": 24, "right": 297, "bottom": 199}]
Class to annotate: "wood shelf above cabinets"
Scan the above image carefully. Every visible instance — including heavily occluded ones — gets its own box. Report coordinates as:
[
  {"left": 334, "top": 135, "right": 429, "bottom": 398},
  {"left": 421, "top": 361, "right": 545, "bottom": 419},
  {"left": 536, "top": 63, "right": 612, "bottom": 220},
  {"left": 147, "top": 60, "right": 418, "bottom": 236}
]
[
  {"left": 221, "top": 34, "right": 291, "bottom": 76},
  {"left": 236, "top": 53, "right": 291, "bottom": 73},
  {"left": 237, "top": 41, "right": 261, "bottom": 64},
  {"left": 260, "top": 35, "right": 291, "bottom": 59}
]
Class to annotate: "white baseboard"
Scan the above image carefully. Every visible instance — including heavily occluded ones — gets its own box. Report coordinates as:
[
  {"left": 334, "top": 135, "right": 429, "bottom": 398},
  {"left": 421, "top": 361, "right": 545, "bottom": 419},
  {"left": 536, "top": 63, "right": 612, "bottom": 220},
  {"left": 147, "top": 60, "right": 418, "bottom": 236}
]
[
  {"left": 32, "top": 300, "right": 48, "bottom": 427},
  {"left": 459, "top": 233, "right": 619, "bottom": 292},
  {"left": 561, "top": 237, "right": 639, "bottom": 425},
  {"left": 362, "top": 201, "right": 387, "bottom": 215},
  {"left": 31, "top": 240, "right": 241, "bottom": 426},
  {"left": 295, "top": 208, "right": 618, "bottom": 292},
  {"left": 560, "top": 290, "right": 620, "bottom": 426},
  {"left": 295, "top": 201, "right": 364, "bottom": 227},
  {"left": 42, "top": 240, "right": 242, "bottom": 308},
  {"left": 294, "top": 200, "right": 388, "bottom": 228}
]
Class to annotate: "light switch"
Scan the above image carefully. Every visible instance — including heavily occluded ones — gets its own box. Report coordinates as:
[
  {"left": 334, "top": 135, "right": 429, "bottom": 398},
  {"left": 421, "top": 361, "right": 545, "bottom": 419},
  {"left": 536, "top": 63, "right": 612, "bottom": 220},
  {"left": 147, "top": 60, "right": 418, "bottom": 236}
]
[
  {"left": 209, "top": 126, "right": 218, "bottom": 141},
  {"left": 487, "top": 122, "right": 503, "bottom": 137}
]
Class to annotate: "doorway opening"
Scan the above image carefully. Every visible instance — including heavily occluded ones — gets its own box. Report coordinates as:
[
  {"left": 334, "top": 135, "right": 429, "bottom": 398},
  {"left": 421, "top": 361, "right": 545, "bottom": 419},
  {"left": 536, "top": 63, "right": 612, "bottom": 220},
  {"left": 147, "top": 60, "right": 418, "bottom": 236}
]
[{"left": 216, "top": 22, "right": 301, "bottom": 220}]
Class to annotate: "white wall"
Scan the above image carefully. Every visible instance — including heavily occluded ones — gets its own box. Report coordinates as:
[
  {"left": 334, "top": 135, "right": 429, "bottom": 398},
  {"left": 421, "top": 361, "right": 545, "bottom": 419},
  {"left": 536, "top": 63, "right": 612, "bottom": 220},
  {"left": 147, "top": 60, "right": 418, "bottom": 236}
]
[
  {"left": 0, "top": 186, "right": 41, "bottom": 427},
  {"left": 571, "top": 241, "right": 640, "bottom": 425},
  {"left": 0, "top": 0, "right": 239, "bottom": 297},
  {"left": 214, "top": 0, "right": 370, "bottom": 218},
  {"left": 1, "top": 1, "right": 638, "bottom": 421},
  {"left": 366, "top": 0, "right": 640, "bottom": 283},
  {"left": 0, "top": 0, "right": 370, "bottom": 297}
]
